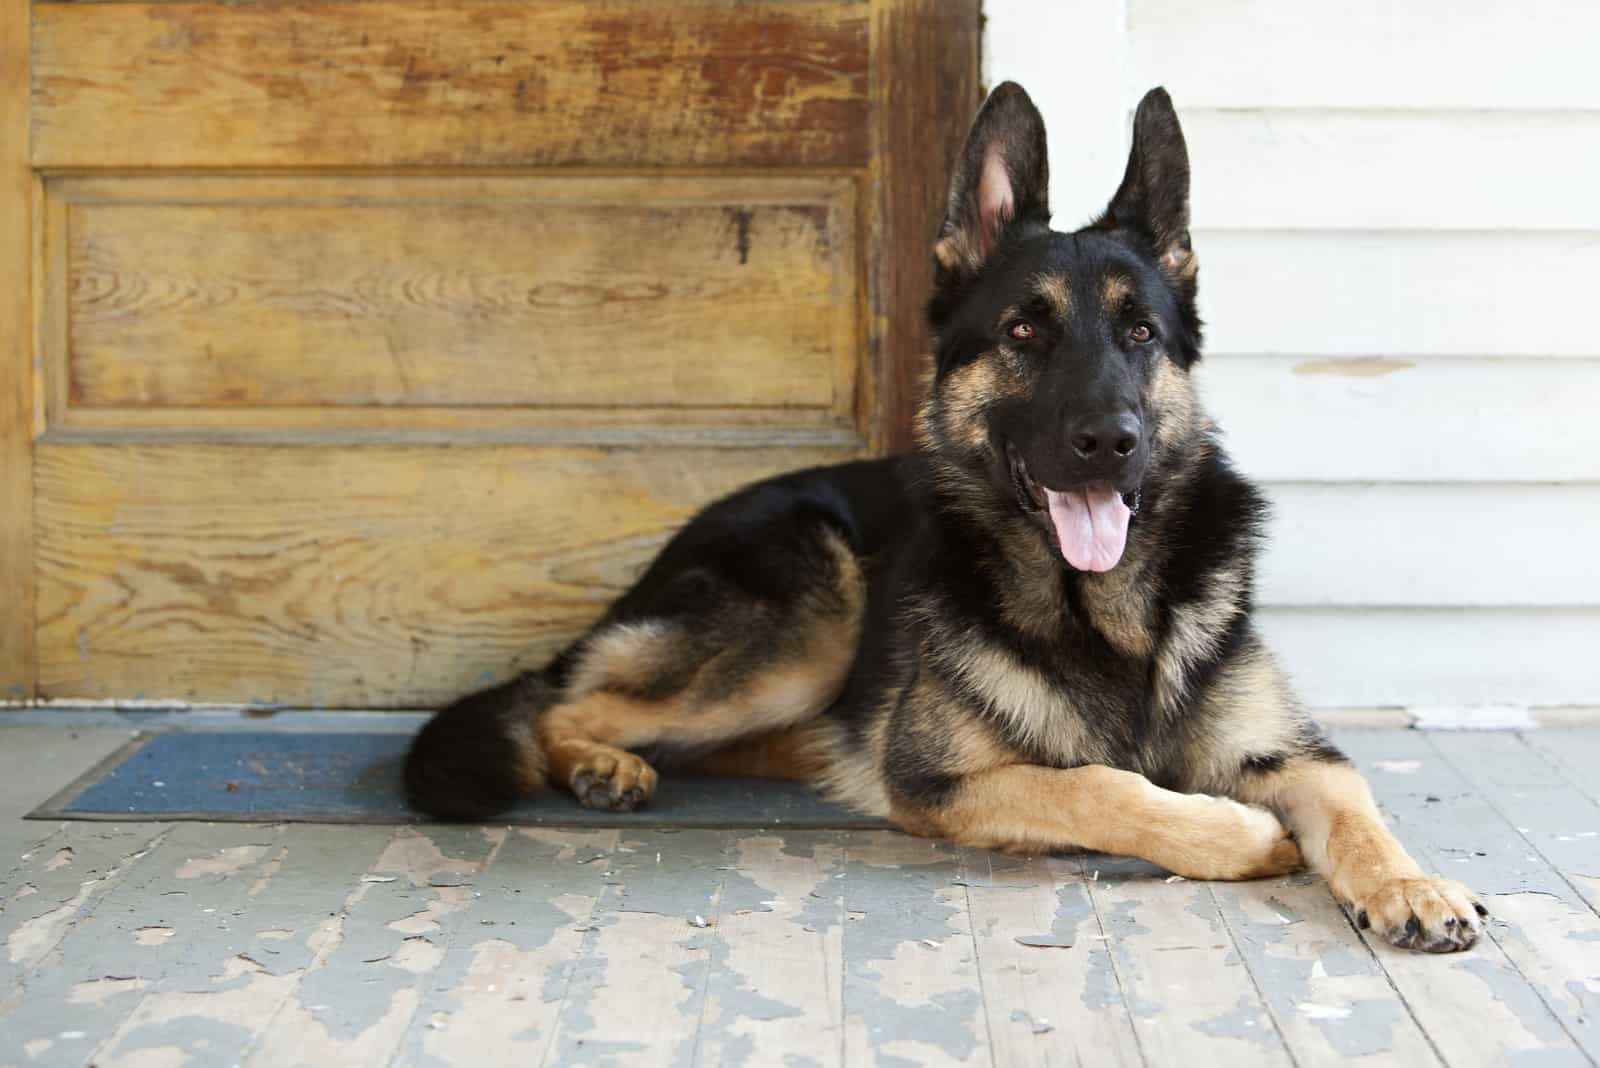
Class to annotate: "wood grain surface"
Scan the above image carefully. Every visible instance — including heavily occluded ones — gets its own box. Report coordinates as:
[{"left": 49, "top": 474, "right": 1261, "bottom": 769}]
[
  {"left": 31, "top": 0, "right": 871, "bottom": 169},
  {"left": 53, "top": 175, "right": 858, "bottom": 414},
  {"left": 0, "top": 0, "right": 34, "bottom": 698},
  {"left": 33, "top": 444, "right": 854, "bottom": 706}
]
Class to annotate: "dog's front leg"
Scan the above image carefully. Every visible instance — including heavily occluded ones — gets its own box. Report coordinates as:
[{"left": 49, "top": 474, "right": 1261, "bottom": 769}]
[
  {"left": 895, "top": 763, "right": 1302, "bottom": 881},
  {"left": 1239, "top": 759, "right": 1485, "bottom": 952}
]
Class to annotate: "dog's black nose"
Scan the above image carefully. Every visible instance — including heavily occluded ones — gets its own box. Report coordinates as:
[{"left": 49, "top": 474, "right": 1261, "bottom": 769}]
[{"left": 1069, "top": 412, "right": 1142, "bottom": 466}]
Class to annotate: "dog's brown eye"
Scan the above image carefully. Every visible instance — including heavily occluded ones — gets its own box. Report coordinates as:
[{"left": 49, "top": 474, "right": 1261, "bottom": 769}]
[
  {"left": 1008, "top": 321, "right": 1035, "bottom": 340},
  {"left": 1130, "top": 323, "right": 1154, "bottom": 343}
]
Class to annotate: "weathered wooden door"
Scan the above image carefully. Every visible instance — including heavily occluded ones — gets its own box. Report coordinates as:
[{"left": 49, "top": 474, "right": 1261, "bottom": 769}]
[{"left": 1, "top": 0, "right": 978, "bottom": 707}]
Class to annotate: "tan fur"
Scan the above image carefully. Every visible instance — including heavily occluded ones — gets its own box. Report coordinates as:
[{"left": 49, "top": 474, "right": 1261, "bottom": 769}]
[
  {"left": 1151, "top": 561, "right": 1246, "bottom": 717},
  {"left": 1100, "top": 274, "right": 1134, "bottom": 316},
  {"left": 936, "top": 357, "right": 1014, "bottom": 452},
  {"left": 563, "top": 620, "right": 679, "bottom": 700},
  {"left": 813, "top": 708, "right": 895, "bottom": 819},
  {"left": 1161, "top": 247, "right": 1199, "bottom": 286},
  {"left": 683, "top": 726, "right": 830, "bottom": 781},
  {"left": 1237, "top": 759, "right": 1481, "bottom": 950},
  {"left": 1148, "top": 359, "right": 1201, "bottom": 452},
  {"left": 1077, "top": 538, "right": 1161, "bottom": 659},
  {"left": 1034, "top": 273, "right": 1072, "bottom": 318},
  {"left": 539, "top": 528, "right": 864, "bottom": 808},
  {"left": 897, "top": 763, "right": 1302, "bottom": 879},
  {"left": 919, "top": 626, "right": 1098, "bottom": 762}
]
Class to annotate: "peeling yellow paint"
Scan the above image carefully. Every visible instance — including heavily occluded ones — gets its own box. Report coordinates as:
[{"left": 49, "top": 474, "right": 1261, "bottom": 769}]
[
  {"left": 69, "top": 975, "right": 151, "bottom": 1006},
  {"left": 7, "top": 879, "right": 96, "bottom": 965},
  {"left": 175, "top": 844, "right": 270, "bottom": 879},
  {"left": 373, "top": 828, "right": 502, "bottom": 885},
  {"left": 1291, "top": 357, "right": 1415, "bottom": 378},
  {"left": 133, "top": 926, "right": 176, "bottom": 947},
  {"left": 246, "top": 985, "right": 419, "bottom": 1066},
  {"left": 386, "top": 885, "right": 473, "bottom": 936},
  {"left": 94, "top": 957, "right": 297, "bottom": 1065},
  {"left": 106, "top": 1045, "right": 189, "bottom": 1068},
  {"left": 248, "top": 845, "right": 288, "bottom": 897},
  {"left": 388, "top": 936, "right": 445, "bottom": 975}
]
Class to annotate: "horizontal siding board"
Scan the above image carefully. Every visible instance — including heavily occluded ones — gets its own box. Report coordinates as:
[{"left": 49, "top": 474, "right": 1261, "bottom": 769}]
[
  {"left": 1201, "top": 356, "right": 1600, "bottom": 482},
  {"left": 1197, "top": 230, "right": 1600, "bottom": 358},
  {"left": 1258, "top": 607, "right": 1600, "bottom": 709},
  {"left": 31, "top": 0, "right": 870, "bottom": 168},
  {"left": 56, "top": 175, "right": 856, "bottom": 412},
  {"left": 1257, "top": 483, "right": 1600, "bottom": 608},
  {"left": 1128, "top": 0, "right": 1600, "bottom": 110},
  {"left": 1186, "top": 110, "right": 1600, "bottom": 231}
]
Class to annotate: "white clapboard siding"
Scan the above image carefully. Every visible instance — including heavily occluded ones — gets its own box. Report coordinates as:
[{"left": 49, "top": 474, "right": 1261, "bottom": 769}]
[
  {"left": 1256, "top": 484, "right": 1600, "bottom": 608},
  {"left": 1197, "top": 231, "right": 1600, "bottom": 358},
  {"left": 1259, "top": 608, "right": 1600, "bottom": 710},
  {"left": 1127, "top": 0, "right": 1600, "bottom": 110},
  {"left": 1186, "top": 111, "right": 1600, "bottom": 232},
  {"left": 1200, "top": 357, "right": 1600, "bottom": 482}
]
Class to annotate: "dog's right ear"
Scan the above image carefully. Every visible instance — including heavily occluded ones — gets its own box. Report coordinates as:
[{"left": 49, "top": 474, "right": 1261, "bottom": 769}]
[{"left": 935, "top": 82, "right": 1050, "bottom": 283}]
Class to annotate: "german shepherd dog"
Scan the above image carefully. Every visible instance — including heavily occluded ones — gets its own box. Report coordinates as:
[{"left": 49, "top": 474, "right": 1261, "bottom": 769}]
[{"left": 407, "top": 83, "right": 1485, "bottom": 952}]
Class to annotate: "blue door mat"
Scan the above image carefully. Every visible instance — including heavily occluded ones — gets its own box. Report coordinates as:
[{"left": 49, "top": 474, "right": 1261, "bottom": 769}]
[{"left": 27, "top": 730, "right": 888, "bottom": 828}]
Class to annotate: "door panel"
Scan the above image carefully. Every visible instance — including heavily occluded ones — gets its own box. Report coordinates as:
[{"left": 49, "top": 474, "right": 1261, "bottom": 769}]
[
  {"left": 31, "top": 0, "right": 871, "bottom": 168},
  {"left": 1, "top": 0, "right": 980, "bottom": 706},
  {"left": 50, "top": 176, "right": 858, "bottom": 420},
  {"left": 34, "top": 444, "right": 849, "bottom": 706}
]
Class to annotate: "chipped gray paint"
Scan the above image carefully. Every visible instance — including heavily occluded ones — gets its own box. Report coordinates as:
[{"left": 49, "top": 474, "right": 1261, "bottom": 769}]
[
  {"left": 5, "top": 725, "right": 1600, "bottom": 1066},
  {"left": 840, "top": 834, "right": 985, "bottom": 1067},
  {"left": 1211, "top": 878, "right": 1432, "bottom": 1059}
]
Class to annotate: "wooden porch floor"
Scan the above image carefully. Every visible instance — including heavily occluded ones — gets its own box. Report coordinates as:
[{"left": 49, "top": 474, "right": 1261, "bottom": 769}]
[{"left": 1, "top": 723, "right": 1597, "bottom": 1067}]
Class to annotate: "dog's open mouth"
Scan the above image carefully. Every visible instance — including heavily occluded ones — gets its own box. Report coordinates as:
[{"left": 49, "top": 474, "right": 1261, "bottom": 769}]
[{"left": 1007, "top": 443, "right": 1139, "bottom": 573}]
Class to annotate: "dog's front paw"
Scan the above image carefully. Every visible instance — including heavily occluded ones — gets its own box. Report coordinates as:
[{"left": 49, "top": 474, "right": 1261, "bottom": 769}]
[
  {"left": 1219, "top": 800, "right": 1305, "bottom": 880},
  {"left": 1166, "top": 797, "right": 1304, "bottom": 880},
  {"left": 1354, "top": 876, "right": 1485, "bottom": 953}
]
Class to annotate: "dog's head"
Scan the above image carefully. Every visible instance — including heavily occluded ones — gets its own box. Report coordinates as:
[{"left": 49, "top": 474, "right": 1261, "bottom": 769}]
[{"left": 920, "top": 83, "right": 1203, "bottom": 573}]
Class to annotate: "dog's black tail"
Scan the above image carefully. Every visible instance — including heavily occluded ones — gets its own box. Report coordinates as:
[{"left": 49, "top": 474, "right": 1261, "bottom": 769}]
[{"left": 403, "top": 669, "right": 561, "bottom": 821}]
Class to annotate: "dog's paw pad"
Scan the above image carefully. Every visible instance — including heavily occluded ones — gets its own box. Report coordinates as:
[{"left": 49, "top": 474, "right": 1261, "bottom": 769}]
[
  {"left": 1357, "top": 876, "right": 1481, "bottom": 953},
  {"left": 568, "top": 751, "right": 659, "bottom": 812}
]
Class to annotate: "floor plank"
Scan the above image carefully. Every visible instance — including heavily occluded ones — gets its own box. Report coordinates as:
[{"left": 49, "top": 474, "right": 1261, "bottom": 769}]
[
  {"left": 0, "top": 821, "right": 283, "bottom": 1066},
  {"left": 839, "top": 831, "right": 990, "bottom": 1067},
  {"left": 690, "top": 831, "right": 848, "bottom": 1068},
  {"left": 1335, "top": 730, "right": 1596, "bottom": 1067},
  {"left": 1088, "top": 855, "right": 1294, "bottom": 1067},
  {"left": 396, "top": 827, "right": 620, "bottom": 1068},
  {"left": 0, "top": 725, "right": 136, "bottom": 879},
  {"left": 1210, "top": 875, "right": 1444, "bottom": 1066},
  {"left": 3, "top": 724, "right": 1598, "bottom": 1067},
  {"left": 243, "top": 824, "right": 504, "bottom": 1067},
  {"left": 537, "top": 827, "right": 731, "bottom": 1066},
  {"left": 960, "top": 849, "right": 1146, "bottom": 1068},
  {"left": 1522, "top": 730, "right": 1600, "bottom": 809}
]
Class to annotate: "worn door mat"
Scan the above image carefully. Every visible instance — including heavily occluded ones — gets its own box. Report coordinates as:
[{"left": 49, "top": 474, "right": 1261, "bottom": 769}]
[{"left": 28, "top": 730, "right": 887, "bottom": 828}]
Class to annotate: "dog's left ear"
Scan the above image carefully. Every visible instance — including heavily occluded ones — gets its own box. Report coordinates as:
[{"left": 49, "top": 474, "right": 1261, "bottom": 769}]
[
  {"left": 934, "top": 81, "right": 1050, "bottom": 282},
  {"left": 1096, "top": 88, "right": 1194, "bottom": 281}
]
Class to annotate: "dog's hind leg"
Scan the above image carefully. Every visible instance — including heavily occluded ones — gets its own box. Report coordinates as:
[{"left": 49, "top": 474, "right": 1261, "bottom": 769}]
[
  {"left": 406, "top": 482, "right": 868, "bottom": 820},
  {"left": 537, "top": 517, "right": 864, "bottom": 811},
  {"left": 540, "top": 599, "right": 860, "bottom": 810}
]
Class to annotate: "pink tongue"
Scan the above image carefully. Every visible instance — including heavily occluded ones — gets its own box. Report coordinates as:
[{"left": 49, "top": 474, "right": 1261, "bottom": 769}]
[{"left": 1044, "top": 483, "right": 1132, "bottom": 572}]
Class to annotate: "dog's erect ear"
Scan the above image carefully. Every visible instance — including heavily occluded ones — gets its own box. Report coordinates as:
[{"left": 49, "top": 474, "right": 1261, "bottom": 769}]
[
  {"left": 1097, "top": 88, "right": 1193, "bottom": 277},
  {"left": 935, "top": 82, "right": 1050, "bottom": 280}
]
